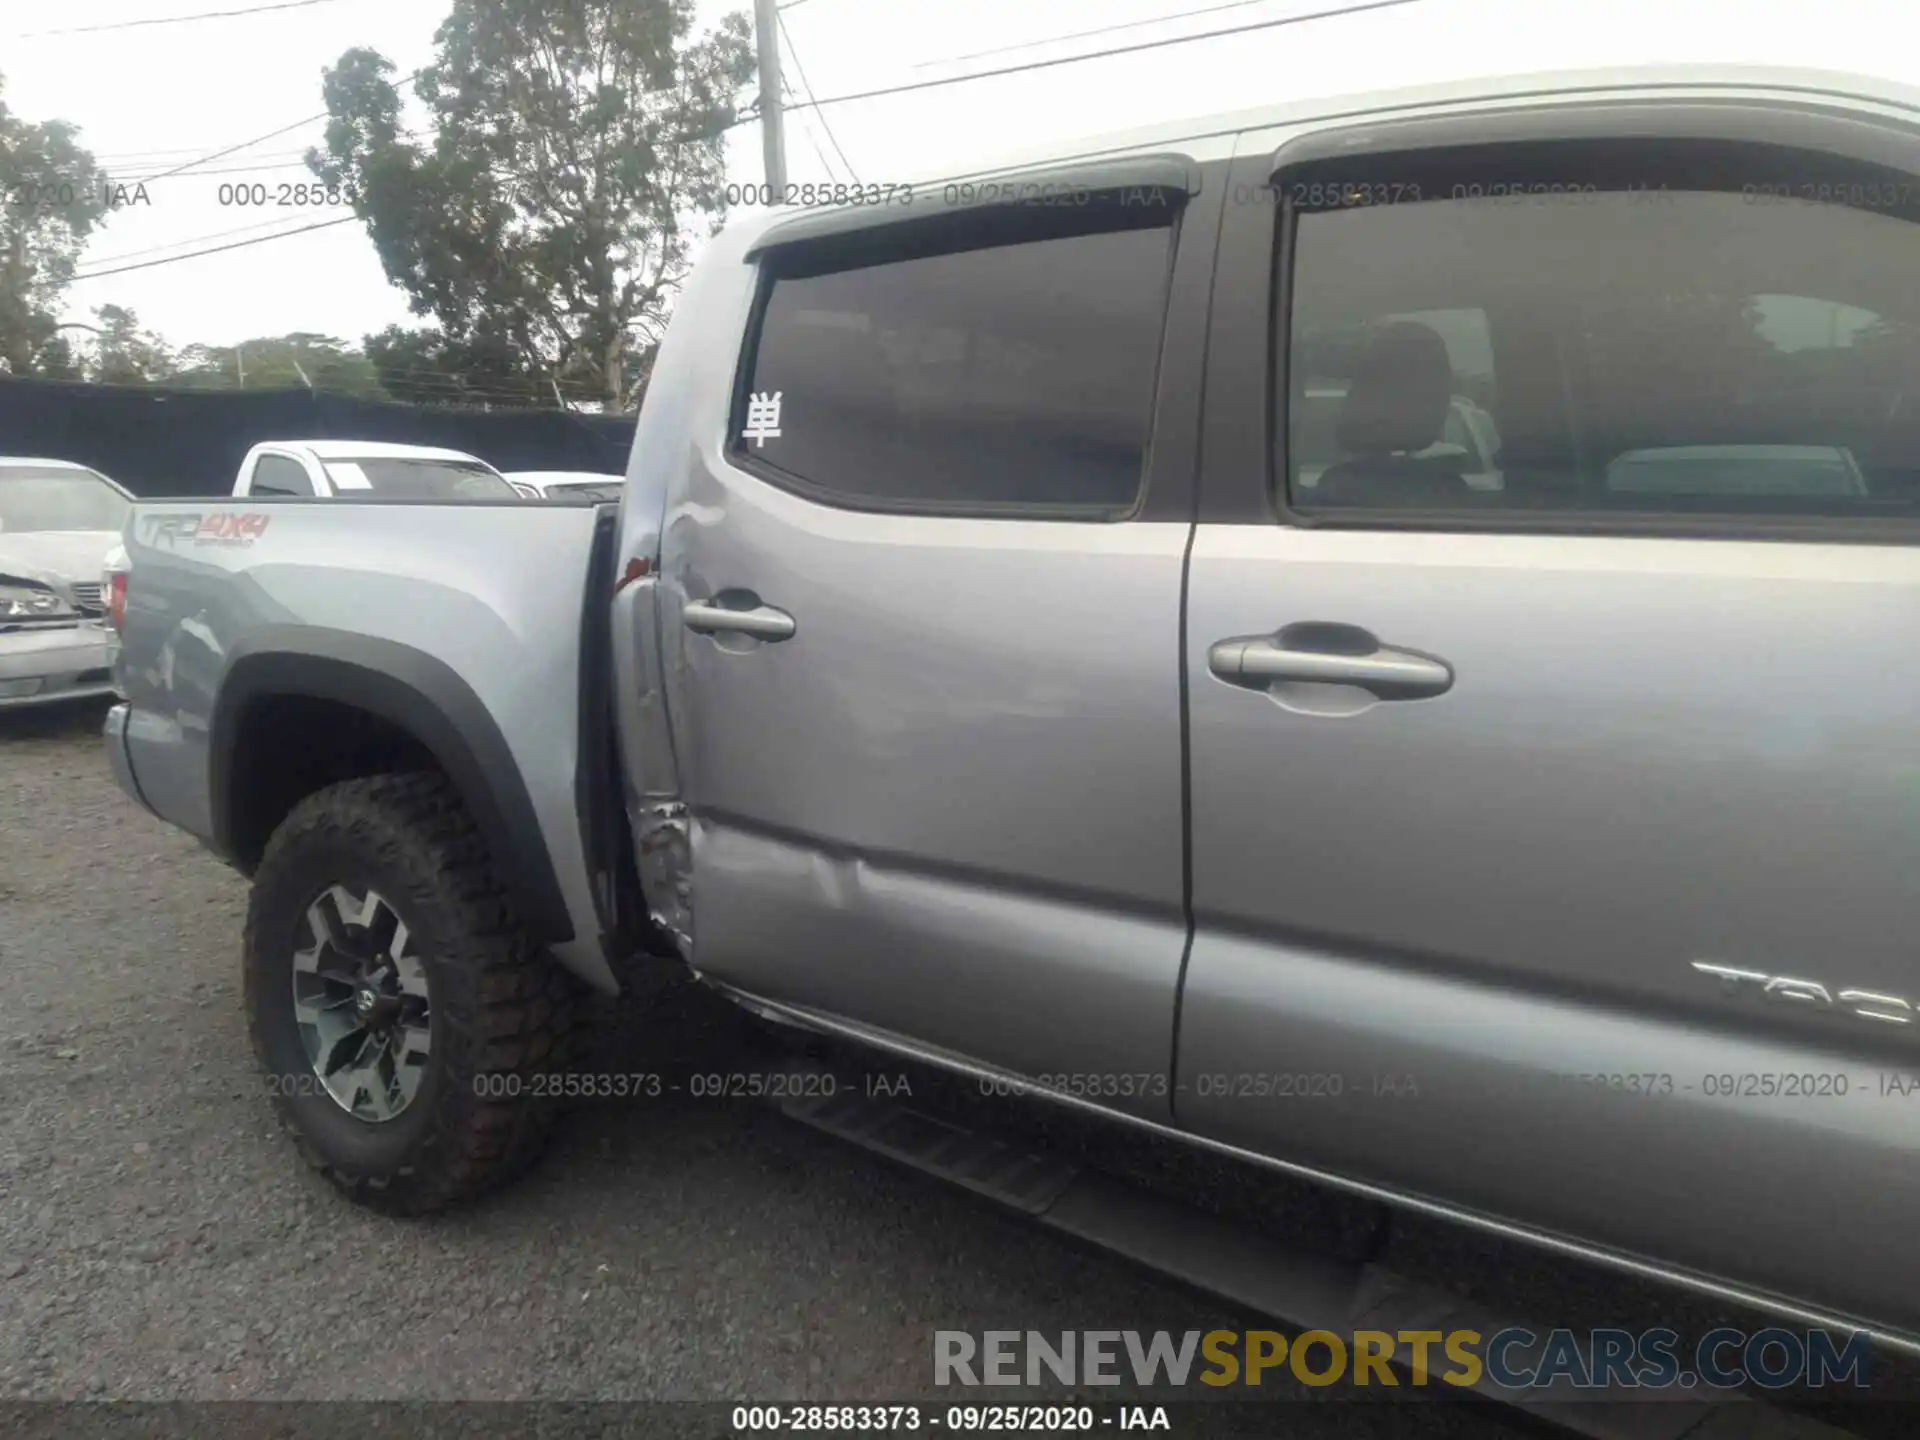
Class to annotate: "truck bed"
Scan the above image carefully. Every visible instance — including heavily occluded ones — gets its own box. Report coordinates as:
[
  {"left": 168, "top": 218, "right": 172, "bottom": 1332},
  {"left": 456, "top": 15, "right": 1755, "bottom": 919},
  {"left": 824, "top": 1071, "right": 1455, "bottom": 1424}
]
[{"left": 108, "top": 495, "right": 629, "bottom": 992}]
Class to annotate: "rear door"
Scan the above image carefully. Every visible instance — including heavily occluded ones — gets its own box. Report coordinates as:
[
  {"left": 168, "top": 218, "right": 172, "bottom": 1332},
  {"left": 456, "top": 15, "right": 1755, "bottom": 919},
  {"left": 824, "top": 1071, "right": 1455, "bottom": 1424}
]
[
  {"left": 1177, "top": 97, "right": 1920, "bottom": 1330},
  {"left": 661, "top": 161, "right": 1225, "bottom": 1113}
]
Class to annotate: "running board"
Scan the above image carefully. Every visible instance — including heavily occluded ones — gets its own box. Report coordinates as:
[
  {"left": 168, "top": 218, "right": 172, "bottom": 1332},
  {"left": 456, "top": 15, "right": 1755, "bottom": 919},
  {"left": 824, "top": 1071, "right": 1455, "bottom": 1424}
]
[{"left": 778, "top": 1086, "right": 1864, "bottom": 1440}]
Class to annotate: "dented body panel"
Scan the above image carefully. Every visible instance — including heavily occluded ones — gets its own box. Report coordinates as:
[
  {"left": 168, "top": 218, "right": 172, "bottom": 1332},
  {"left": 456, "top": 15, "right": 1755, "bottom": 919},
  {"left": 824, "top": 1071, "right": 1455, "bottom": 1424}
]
[{"left": 627, "top": 189, "right": 1198, "bottom": 1113}]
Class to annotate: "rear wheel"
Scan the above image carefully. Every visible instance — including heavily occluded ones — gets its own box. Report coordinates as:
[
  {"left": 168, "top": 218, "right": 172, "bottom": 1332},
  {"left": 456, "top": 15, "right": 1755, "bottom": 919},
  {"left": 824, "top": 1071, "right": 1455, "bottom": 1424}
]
[{"left": 243, "top": 771, "right": 582, "bottom": 1214}]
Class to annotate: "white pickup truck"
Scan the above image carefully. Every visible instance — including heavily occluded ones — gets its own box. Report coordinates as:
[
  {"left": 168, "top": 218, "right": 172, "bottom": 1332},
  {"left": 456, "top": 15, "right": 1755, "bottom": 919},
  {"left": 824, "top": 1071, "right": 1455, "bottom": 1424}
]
[{"left": 232, "top": 440, "right": 520, "bottom": 500}]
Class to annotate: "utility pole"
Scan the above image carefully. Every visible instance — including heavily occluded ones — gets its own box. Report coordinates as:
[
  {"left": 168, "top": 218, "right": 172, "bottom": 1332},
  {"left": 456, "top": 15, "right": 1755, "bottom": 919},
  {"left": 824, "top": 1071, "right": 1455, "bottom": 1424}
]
[
  {"left": 236, "top": 342, "right": 246, "bottom": 389},
  {"left": 753, "top": 0, "right": 786, "bottom": 201}
]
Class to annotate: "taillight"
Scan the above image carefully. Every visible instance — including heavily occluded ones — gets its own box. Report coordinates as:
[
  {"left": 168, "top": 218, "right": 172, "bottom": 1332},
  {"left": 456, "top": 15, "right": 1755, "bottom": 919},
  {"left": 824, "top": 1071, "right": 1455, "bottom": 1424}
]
[{"left": 107, "top": 572, "right": 128, "bottom": 630}]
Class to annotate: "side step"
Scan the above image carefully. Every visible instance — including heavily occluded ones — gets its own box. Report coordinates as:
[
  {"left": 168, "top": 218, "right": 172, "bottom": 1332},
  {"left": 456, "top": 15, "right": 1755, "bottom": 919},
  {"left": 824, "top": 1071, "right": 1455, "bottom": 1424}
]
[{"left": 779, "top": 1087, "right": 1864, "bottom": 1440}]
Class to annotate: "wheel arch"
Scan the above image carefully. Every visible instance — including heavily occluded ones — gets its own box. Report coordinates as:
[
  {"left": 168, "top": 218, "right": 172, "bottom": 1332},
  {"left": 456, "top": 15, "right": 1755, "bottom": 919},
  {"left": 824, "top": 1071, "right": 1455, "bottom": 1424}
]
[{"left": 210, "top": 626, "right": 575, "bottom": 946}]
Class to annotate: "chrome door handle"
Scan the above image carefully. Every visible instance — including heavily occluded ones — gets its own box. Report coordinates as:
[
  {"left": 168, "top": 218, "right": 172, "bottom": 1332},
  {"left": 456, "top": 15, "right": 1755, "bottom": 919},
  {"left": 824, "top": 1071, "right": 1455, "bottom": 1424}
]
[
  {"left": 683, "top": 598, "right": 796, "bottom": 642},
  {"left": 1208, "top": 624, "right": 1452, "bottom": 700}
]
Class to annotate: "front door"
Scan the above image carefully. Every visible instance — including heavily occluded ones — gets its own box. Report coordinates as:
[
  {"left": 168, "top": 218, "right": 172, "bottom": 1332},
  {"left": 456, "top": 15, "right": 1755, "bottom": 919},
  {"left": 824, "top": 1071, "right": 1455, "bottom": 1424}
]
[{"left": 1178, "top": 107, "right": 1920, "bottom": 1331}]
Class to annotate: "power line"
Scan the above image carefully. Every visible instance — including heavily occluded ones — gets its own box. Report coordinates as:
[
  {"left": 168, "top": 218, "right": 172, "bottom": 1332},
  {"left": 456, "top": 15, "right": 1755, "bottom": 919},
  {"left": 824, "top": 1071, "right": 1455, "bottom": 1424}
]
[
  {"left": 14, "top": 0, "right": 352, "bottom": 40},
  {"left": 82, "top": 213, "right": 324, "bottom": 267},
  {"left": 121, "top": 160, "right": 327, "bottom": 181},
  {"left": 784, "top": 83, "right": 846, "bottom": 187},
  {"left": 140, "top": 64, "right": 430, "bottom": 182},
  {"left": 126, "top": 54, "right": 707, "bottom": 191},
  {"left": 777, "top": 11, "right": 859, "bottom": 185},
  {"left": 94, "top": 144, "right": 312, "bottom": 164},
  {"left": 63, "top": 5, "right": 1414, "bottom": 286},
  {"left": 914, "top": 0, "right": 1298, "bottom": 69},
  {"left": 96, "top": 127, "right": 419, "bottom": 166},
  {"left": 755, "top": 0, "right": 1420, "bottom": 118},
  {"left": 76, "top": 3, "right": 1359, "bottom": 283},
  {"left": 72, "top": 214, "right": 360, "bottom": 280},
  {"left": 111, "top": 133, "right": 424, "bottom": 181},
  {"left": 141, "top": 114, "right": 335, "bottom": 183}
]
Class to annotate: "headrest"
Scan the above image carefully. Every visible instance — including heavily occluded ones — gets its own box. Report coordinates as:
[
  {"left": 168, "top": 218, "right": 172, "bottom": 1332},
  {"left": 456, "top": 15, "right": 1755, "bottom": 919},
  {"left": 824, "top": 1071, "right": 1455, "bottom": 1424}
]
[{"left": 1333, "top": 321, "right": 1454, "bottom": 458}]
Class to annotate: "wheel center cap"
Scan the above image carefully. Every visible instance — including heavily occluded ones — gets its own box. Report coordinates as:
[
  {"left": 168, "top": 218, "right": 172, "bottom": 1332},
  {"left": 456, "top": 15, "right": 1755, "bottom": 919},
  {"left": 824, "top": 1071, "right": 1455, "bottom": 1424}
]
[{"left": 354, "top": 986, "right": 380, "bottom": 1016}]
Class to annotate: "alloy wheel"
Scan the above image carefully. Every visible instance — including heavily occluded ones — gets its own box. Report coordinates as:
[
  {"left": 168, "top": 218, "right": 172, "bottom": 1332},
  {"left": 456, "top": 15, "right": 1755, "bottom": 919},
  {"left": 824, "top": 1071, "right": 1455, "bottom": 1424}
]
[{"left": 290, "top": 884, "right": 433, "bottom": 1122}]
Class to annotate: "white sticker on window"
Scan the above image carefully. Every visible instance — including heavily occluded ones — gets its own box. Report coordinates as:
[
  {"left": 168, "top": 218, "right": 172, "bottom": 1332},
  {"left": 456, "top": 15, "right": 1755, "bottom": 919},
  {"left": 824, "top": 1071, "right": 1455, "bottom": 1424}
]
[
  {"left": 742, "top": 391, "right": 784, "bottom": 447},
  {"left": 326, "top": 462, "right": 373, "bottom": 491}
]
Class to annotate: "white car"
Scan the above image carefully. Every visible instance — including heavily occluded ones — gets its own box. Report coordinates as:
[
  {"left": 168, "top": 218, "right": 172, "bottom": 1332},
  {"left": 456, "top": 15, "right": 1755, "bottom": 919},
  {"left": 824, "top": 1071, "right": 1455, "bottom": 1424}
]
[
  {"left": 504, "top": 470, "right": 626, "bottom": 503},
  {"left": 233, "top": 441, "right": 521, "bottom": 500},
  {"left": 0, "top": 457, "right": 129, "bottom": 709}
]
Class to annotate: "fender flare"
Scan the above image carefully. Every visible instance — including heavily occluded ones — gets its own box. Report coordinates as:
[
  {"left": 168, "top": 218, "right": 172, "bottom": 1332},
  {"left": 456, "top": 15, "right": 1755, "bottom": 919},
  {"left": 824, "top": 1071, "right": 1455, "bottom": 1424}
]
[{"left": 209, "top": 626, "right": 575, "bottom": 944}]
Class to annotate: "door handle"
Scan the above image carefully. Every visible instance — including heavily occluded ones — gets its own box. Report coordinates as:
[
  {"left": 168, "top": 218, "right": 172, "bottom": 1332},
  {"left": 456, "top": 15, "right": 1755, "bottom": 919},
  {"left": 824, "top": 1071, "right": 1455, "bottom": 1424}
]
[
  {"left": 683, "top": 598, "right": 796, "bottom": 642},
  {"left": 1208, "top": 623, "right": 1452, "bottom": 700}
]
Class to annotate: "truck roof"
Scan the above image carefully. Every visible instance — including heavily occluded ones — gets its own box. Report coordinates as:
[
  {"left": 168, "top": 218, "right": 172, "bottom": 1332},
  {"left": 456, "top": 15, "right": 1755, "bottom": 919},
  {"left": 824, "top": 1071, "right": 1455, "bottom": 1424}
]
[
  {"left": 253, "top": 440, "right": 493, "bottom": 464},
  {"left": 0, "top": 456, "right": 99, "bottom": 471},
  {"left": 1019, "top": 62, "right": 1920, "bottom": 168},
  {"left": 723, "top": 62, "right": 1920, "bottom": 245}
]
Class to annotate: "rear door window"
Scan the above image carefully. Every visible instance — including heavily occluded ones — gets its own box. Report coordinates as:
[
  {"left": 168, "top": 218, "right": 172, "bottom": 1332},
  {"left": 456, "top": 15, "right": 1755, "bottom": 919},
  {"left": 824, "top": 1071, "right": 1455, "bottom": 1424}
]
[
  {"left": 320, "top": 459, "right": 516, "bottom": 500},
  {"left": 250, "top": 455, "right": 315, "bottom": 497},
  {"left": 736, "top": 208, "right": 1177, "bottom": 516}
]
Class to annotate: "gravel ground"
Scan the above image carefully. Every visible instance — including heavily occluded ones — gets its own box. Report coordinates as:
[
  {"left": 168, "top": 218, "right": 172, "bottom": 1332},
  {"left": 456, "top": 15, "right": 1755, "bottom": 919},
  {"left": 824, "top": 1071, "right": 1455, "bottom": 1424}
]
[{"left": 0, "top": 700, "right": 1905, "bottom": 1438}]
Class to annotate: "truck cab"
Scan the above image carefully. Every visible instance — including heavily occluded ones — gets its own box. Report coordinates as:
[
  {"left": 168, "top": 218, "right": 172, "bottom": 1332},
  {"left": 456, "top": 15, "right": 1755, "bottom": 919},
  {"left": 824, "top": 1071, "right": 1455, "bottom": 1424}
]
[{"left": 233, "top": 441, "right": 519, "bottom": 500}]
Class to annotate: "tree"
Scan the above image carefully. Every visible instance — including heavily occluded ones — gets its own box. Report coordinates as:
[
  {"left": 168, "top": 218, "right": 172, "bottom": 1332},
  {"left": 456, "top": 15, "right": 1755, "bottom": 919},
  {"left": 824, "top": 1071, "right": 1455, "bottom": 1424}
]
[
  {"left": 172, "top": 331, "right": 387, "bottom": 396},
  {"left": 0, "top": 74, "right": 112, "bottom": 378},
  {"left": 88, "top": 304, "right": 175, "bottom": 385},
  {"left": 310, "top": 0, "right": 754, "bottom": 411},
  {"left": 362, "top": 322, "right": 575, "bottom": 408}
]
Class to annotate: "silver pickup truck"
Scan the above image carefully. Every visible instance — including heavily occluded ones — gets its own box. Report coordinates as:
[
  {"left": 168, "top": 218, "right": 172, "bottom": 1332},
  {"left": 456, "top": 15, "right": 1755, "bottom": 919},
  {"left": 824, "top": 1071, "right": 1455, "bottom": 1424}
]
[{"left": 103, "top": 65, "right": 1920, "bottom": 1352}]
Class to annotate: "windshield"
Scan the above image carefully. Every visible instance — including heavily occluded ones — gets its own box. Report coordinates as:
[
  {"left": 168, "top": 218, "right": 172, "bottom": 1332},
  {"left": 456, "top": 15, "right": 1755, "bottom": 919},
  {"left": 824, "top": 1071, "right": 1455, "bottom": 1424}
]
[
  {"left": 0, "top": 466, "right": 131, "bottom": 533},
  {"left": 321, "top": 458, "right": 517, "bottom": 500}
]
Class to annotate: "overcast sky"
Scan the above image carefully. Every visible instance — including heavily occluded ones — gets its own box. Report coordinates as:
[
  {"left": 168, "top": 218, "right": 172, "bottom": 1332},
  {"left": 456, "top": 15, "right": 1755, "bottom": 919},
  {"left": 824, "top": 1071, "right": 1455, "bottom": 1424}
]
[{"left": 8, "top": 0, "right": 1918, "bottom": 350}]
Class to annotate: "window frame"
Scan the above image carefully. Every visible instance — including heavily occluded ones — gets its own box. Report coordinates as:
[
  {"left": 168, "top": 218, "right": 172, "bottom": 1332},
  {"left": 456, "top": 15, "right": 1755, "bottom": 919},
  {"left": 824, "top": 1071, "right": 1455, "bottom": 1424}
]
[
  {"left": 724, "top": 170, "right": 1199, "bottom": 523},
  {"left": 250, "top": 452, "right": 317, "bottom": 498},
  {"left": 1232, "top": 95, "right": 1920, "bottom": 544}
]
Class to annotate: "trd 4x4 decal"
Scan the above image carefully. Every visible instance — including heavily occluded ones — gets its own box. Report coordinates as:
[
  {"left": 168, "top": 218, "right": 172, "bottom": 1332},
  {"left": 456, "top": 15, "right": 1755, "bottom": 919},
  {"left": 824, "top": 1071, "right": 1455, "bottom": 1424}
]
[{"left": 140, "top": 512, "right": 272, "bottom": 548}]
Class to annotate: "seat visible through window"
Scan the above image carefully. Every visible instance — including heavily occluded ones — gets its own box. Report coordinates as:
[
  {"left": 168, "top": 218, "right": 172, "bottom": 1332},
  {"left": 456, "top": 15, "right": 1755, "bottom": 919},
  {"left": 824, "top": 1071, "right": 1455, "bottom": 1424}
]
[{"left": 1311, "top": 321, "right": 1476, "bottom": 507}]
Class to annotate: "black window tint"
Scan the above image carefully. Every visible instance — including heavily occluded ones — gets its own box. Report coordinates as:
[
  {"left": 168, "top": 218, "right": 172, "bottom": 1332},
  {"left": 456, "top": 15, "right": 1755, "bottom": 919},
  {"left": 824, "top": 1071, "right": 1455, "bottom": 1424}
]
[
  {"left": 548, "top": 482, "right": 622, "bottom": 503},
  {"left": 321, "top": 459, "right": 517, "bottom": 500},
  {"left": 1281, "top": 150, "right": 1920, "bottom": 520},
  {"left": 251, "top": 455, "right": 314, "bottom": 496},
  {"left": 739, "top": 224, "right": 1174, "bottom": 513}
]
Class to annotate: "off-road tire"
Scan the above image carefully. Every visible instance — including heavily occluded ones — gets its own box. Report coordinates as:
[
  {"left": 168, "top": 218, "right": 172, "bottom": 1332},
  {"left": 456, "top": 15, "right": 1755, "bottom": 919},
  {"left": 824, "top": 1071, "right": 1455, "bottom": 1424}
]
[{"left": 243, "top": 771, "right": 585, "bottom": 1214}]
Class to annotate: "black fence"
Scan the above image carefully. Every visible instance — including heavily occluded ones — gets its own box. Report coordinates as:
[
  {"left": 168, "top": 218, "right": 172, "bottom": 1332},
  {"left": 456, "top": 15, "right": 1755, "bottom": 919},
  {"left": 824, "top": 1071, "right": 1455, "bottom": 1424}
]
[{"left": 0, "top": 377, "right": 636, "bottom": 497}]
